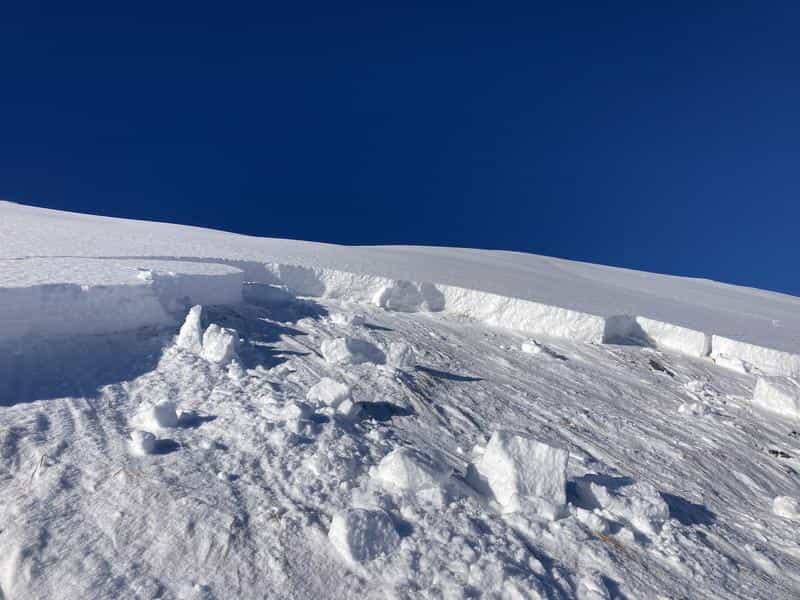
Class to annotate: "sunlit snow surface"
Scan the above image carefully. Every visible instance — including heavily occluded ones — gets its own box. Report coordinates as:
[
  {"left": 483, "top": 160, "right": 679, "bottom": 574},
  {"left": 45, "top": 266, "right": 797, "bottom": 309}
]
[{"left": 1, "top": 202, "right": 800, "bottom": 599}]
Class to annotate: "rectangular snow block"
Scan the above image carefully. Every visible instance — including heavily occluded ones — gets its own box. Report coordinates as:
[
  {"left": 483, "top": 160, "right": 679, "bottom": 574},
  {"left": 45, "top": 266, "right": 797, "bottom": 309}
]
[
  {"left": 474, "top": 431, "right": 568, "bottom": 516},
  {"left": 713, "top": 335, "right": 800, "bottom": 377},
  {"left": 753, "top": 377, "right": 800, "bottom": 419}
]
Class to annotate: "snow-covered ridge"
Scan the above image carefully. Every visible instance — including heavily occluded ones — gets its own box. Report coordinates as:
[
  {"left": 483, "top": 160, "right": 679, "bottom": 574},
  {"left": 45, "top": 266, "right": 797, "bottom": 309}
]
[
  {"left": 1, "top": 201, "right": 799, "bottom": 376},
  {"left": 3, "top": 252, "right": 797, "bottom": 377}
]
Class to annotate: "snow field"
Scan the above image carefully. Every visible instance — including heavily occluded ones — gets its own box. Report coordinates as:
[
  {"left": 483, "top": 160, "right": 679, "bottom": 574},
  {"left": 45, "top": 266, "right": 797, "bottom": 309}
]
[
  {"left": 2, "top": 293, "right": 799, "bottom": 598},
  {"left": 6, "top": 203, "right": 800, "bottom": 597}
]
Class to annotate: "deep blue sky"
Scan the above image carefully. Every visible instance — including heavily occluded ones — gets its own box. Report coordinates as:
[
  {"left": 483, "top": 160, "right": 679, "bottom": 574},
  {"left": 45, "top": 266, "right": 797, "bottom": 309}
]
[{"left": 2, "top": 2, "right": 799, "bottom": 295}]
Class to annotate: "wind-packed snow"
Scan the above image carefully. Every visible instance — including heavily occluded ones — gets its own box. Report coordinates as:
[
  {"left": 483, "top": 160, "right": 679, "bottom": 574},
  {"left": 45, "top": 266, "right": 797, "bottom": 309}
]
[{"left": 2, "top": 201, "right": 800, "bottom": 598}]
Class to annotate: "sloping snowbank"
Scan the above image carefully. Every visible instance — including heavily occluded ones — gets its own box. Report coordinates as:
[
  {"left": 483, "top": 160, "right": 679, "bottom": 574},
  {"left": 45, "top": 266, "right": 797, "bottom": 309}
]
[
  {"left": 0, "top": 258, "right": 243, "bottom": 341},
  {"left": 2, "top": 202, "right": 799, "bottom": 376}
]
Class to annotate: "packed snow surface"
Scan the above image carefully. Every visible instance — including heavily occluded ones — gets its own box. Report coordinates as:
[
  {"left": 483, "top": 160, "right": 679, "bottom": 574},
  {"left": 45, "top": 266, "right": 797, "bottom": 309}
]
[{"left": 2, "top": 201, "right": 800, "bottom": 598}]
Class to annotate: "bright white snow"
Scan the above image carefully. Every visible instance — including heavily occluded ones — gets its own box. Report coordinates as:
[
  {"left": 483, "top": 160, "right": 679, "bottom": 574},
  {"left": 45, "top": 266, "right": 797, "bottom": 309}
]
[
  {"left": 471, "top": 431, "right": 569, "bottom": 518},
  {"left": 2, "top": 201, "right": 800, "bottom": 598}
]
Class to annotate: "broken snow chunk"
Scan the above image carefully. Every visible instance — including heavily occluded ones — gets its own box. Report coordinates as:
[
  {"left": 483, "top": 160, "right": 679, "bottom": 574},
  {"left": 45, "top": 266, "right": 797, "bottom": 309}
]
[
  {"left": 280, "top": 401, "right": 311, "bottom": 421},
  {"left": 521, "top": 340, "right": 544, "bottom": 355},
  {"left": 176, "top": 305, "right": 204, "bottom": 353},
  {"left": 575, "top": 479, "right": 669, "bottom": 537},
  {"left": 572, "top": 507, "right": 609, "bottom": 534},
  {"left": 136, "top": 268, "right": 155, "bottom": 282},
  {"left": 201, "top": 324, "right": 240, "bottom": 365},
  {"left": 678, "top": 402, "right": 707, "bottom": 416},
  {"left": 336, "top": 399, "right": 362, "bottom": 420},
  {"left": 330, "top": 312, "right": 366, "bottom": 327},
  {"left": 373, "top": 448, "right": 448, "bottom": 493},
  {"left": 129, "top": 430, "right": 157, "bottom": 456},
  {"left": 320, "top": 337, "right": 386, "bottom": 365},
  {"left": 328, "top": 508, "right": 400, "bottom": 564},
  {"left": 773, "top": 496, "right": 800, "bottom": 520},
  {"left": 386, "top": 342, "right": 416, "bottom": 369},
  {"left": 753, "top": 377, "right": 800, "bottom": 419},
  {"left": 472, "top": 431, "right": 568, "bottom": 517},
  {"left": 148, "top": 401, "right": 179, "bottom": 429},
  {"left": 306, "top": 378, "right": 351, "bottom": 408}
]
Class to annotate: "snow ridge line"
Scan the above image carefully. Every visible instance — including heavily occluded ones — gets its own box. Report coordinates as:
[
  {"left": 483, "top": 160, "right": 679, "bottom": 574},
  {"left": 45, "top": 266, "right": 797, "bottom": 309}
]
[
  {"left": 260, "top": 263, "right": 798, "bottom": 377},
  {"left": 1, "top": 256, "right": 798, "bottom": 377}
]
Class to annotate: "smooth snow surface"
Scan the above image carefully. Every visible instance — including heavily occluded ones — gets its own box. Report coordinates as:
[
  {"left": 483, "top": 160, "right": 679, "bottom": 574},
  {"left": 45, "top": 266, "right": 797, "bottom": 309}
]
[{"left": 2, "top": 201, "right": 800, "bottom": 598}]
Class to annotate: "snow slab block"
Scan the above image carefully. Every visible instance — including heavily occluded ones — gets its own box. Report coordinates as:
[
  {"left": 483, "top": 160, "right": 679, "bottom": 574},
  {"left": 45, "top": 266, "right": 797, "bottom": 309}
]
[
  {"left": 713, "top": 335, "right": 800, "bottom": 377},
  {"left": 201, "top": 324, "right": 240, "bottom": 365},
  {"left": 633, "top": 317, "right": 710, "bottom": 357},
  {"left": 320, "top": 337, "right": 386, "bottom": 365},
  {"left": 135, "top": 401, "right": 179, "bottom": 431},
  {"left": 521, "top": 340, "right": 544, "bottom": 355},
  {"left": 176, "top": 305, "right": 204, "bottom": 353},
  {"left": 575, "top": 479, "right": 669, "bottom": 538},
  {"left": 373, "top": 447, "right": 448, "bottom": 493},
  {"left": 752, "top": 377, "right": 800, "bottom": 419},
  {"left": 386, "top": 341, "right": 416, "bottom": 369},
  {"left": 441, "top": 285, "right": 607, "bottom": 344},
  {"left": 129, "top": 430, "right": 157, "bottom": 456},
  {"left": 306, "top": 378, "right": 351, "bottom": 408},
  {"left": 473, "top": 431, "right": 568, "bottom": 517},
  {"left": 773, "top": 496, "right": 800, "bottom": 520},
  {"left": 328, "top": 508, "right": 400, "bottom": 564}
]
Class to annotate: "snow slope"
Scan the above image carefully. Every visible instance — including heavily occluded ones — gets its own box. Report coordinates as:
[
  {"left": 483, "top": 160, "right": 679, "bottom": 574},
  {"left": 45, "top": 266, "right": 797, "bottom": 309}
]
[
  {"left": 2, "top": 201, "right": 800, "bottom": 375},
  {"left": 2, "top": 201, "right": 800, "bottom": 599}
]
